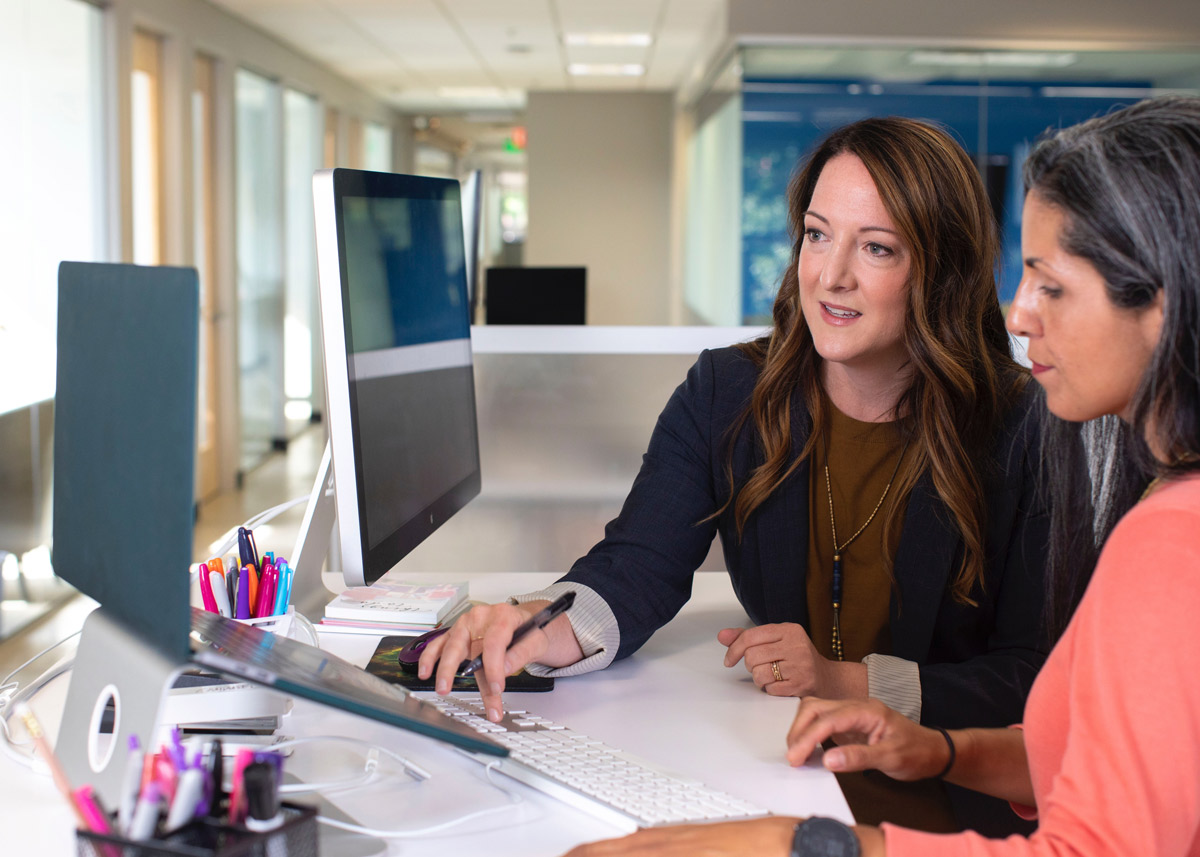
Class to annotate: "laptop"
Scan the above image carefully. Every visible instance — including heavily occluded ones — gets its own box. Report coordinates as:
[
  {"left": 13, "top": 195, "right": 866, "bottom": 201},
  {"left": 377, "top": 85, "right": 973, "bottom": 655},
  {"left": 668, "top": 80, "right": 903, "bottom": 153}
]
[{"left": 52, "top": 262, "right": 503, "bottom": 804}]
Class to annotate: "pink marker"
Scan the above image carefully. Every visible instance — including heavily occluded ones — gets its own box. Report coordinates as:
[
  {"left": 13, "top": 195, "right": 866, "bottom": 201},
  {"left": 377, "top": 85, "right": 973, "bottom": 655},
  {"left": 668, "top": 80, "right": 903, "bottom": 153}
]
[
  {"left": 72, "top": 785, "right": 113, "bottom": 834},
  {"left": 197, "top": 563, "right": 218, "bottom": 613}
]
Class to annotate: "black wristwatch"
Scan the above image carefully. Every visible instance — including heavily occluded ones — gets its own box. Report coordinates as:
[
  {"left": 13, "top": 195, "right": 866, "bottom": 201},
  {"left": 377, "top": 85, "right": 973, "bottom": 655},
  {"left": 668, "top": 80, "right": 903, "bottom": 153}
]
[{"left": 791, "top": 817, "right": 861, "bottom": 857}]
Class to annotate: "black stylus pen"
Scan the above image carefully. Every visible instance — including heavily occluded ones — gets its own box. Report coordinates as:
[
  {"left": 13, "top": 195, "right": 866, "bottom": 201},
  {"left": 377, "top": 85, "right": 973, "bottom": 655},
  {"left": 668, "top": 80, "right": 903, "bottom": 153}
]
[{"left": 459, "top": 590, "right": 576, "bottom": 677}]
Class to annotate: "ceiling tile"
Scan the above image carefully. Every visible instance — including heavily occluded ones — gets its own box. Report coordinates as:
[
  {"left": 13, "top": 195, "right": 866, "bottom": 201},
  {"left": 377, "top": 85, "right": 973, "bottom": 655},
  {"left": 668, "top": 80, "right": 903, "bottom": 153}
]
[{"left": 555, "top": 0, "right": 665, "bottom": 34}]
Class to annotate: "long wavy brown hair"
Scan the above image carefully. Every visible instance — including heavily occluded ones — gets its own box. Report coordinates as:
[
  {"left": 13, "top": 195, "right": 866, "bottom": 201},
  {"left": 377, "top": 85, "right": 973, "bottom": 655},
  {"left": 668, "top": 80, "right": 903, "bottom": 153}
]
[{"left": 727, "top": 117, "right": 1028, "bottom": 604}]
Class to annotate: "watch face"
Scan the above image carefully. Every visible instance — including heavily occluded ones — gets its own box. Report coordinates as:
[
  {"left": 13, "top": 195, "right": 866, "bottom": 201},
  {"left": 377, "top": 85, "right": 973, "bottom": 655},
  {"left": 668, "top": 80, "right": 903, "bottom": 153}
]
[{"left": 793, "top": 817, "right": 860, "bottom": 857}]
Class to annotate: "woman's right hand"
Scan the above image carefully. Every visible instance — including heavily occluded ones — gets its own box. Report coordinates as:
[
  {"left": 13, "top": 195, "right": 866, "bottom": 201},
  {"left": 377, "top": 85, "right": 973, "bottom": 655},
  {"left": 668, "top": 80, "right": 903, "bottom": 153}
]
[
  {"left": 785, "top": 697, "right": 952, "bottom": 782},
  {"left": 416, "top": 600, "right": 581, "bottom": 722}
]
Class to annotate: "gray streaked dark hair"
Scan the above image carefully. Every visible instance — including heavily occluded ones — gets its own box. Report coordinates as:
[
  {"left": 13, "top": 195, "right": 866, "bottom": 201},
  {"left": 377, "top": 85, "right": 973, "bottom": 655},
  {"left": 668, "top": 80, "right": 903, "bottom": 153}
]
[{"left": 1024, "top": 95, "right": 1200, "bottom": 637}]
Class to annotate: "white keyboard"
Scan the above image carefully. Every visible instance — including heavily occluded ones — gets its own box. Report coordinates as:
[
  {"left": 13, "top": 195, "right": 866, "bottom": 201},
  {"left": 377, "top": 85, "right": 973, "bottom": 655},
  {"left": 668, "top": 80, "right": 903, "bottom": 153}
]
[{"left": 428, "top": 695, "right": 770, "bottom": 832}]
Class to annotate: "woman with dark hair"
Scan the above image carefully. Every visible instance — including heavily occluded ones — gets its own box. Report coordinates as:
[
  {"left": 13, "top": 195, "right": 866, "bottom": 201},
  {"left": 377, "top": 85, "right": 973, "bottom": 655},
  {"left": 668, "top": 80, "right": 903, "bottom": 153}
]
[
  {"left": 563, "top": 95, "right": 1200, "bottom": 856},
  {"left": 422, "top": 117, "right": 1050, "bottom": 831}
]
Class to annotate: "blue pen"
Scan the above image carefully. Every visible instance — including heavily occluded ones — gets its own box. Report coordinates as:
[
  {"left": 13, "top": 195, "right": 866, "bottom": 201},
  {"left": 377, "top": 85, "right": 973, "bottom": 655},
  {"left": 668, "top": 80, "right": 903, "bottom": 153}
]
[
  {"left": 237, "top": 527, "right": 260, "bottom": 576},
  {"left": 281, "top": 560, "right": 293, "bottom": 612},
  {"left": 235, "top": 567, "right": 252, "bottom": 619},
  {"left": 273, "top": 560, "right": 291, "bottom": 616}
]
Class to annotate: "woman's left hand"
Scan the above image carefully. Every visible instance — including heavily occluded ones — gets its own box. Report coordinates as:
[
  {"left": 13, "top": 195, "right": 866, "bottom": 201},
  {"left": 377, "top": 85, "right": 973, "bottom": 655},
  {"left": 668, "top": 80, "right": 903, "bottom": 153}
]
[
  {"left": 719, "top": 623, "right": 866, "bottom": 698},
  {"left": 561, "top": 817, "right": 798, "bottom": 856}
]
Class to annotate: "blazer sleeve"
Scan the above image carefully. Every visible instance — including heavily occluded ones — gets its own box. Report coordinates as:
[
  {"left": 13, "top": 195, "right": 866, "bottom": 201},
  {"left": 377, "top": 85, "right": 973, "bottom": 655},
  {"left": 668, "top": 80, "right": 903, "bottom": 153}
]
[
  {"left": 557, "top": 348, "right": 748, "bottom": 660},
  {"left": 916, "top": 394, "right": 1052, "bottom": 730}
]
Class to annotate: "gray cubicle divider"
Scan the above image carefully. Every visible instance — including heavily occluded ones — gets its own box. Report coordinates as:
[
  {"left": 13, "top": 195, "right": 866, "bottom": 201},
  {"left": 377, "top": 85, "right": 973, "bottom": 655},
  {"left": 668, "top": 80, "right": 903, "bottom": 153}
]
[{"left": 52, "top": 262, "right": 198, "bottom": 805}]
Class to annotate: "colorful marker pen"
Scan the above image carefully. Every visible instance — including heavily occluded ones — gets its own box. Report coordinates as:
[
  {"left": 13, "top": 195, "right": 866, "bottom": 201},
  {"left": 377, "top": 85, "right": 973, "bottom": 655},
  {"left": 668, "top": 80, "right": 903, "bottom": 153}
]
[
  {"left": 236, "top": 567, "right": 252, "bottom": 620},
  {"left": 164, "top": 765, "right": 205, "bottom": 832},
  {"left": 127, "top": 781, "right": 163, "bottom": 841},
  {"left": 117, "top": 735, "right": 145, "bottom": 834},
  {"left": 198, "top": 563, "right": 218, "bottom": 613},
  {"left": 211, "top": 569, "right": 232, "bottom": 618},
  {"left": 73, "top": 785, "right": 113, "bottom": 834},
  {"left": 243, "top": 761, "right": 283, "bottom": 831}
]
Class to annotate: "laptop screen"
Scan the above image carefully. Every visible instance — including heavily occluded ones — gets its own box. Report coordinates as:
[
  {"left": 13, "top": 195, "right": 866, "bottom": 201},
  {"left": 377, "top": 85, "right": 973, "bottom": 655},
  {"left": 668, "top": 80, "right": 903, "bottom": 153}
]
[{"left": 191, "top": 608, "right": 505, "bottom": 757}]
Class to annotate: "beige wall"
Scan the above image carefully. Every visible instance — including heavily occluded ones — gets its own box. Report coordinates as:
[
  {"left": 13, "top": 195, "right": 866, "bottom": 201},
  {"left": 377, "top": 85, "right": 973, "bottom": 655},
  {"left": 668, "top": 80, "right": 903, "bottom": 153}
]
[{"left": 524, "top": 92, "right": 675, "bottom": 325}]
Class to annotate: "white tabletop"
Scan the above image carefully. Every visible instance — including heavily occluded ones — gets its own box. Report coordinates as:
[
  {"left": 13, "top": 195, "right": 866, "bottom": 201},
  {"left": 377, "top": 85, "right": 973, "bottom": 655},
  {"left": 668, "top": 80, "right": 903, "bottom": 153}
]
[{"left": 0, "top": 571, "right": 850, "bottom": 856}]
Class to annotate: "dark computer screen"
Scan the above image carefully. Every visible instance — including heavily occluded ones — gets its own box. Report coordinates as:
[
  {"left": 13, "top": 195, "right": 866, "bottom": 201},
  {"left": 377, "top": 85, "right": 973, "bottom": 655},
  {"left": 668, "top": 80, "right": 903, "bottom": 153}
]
[
  {"left": 484, "top": 266, "right": 586, "bottom": 325},
  {"left": 314, "top": 169, "right": 481, "bottom": 585}
]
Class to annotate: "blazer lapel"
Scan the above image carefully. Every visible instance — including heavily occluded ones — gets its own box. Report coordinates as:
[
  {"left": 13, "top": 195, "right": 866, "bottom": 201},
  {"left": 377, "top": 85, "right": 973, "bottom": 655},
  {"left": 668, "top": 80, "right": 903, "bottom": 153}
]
[
  {"left": 755, "top": 457, "right": 810, "bottom": 626},
  {"left": 754, "top": 400, "right": 813, "bottom": 627},
  {"left": 889, "top": 471, "right": 958, "bottom": 661}
]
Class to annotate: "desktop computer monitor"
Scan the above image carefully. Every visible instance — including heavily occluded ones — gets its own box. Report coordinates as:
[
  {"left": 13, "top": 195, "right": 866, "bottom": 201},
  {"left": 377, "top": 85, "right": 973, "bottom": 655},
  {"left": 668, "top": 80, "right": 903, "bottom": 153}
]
[
  {"left": 51, "top": 262, "right": 505, "bottom": 806},
  {"left": 484, "top": 266, "right": 586, "bottom": 325},
  {"left": 461, "top": 168, "right": 483, "bottom": 321},
  {"left": 303, "top": 168, "right": 481, "bottom": 587}
]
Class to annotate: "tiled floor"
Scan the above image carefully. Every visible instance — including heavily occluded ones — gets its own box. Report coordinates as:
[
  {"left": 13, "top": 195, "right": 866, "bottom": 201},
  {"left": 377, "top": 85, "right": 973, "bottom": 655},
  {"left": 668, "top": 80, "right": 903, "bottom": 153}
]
[{"left": 0, "top": 425, "right": 327, "bottom": 682}]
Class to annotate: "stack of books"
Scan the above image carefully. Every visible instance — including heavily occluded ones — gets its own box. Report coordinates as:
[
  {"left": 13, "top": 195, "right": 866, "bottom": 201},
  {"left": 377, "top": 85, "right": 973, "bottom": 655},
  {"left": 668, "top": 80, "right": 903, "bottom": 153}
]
[{"left": 319, "top": 579, "right": 471, "bottom": 636}]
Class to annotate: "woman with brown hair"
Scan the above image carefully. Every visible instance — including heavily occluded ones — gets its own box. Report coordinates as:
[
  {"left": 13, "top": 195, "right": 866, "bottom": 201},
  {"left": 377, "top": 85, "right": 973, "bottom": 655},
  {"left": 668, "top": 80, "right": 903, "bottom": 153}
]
[
  {"left": 421, "top": 116, "right": 1050, "bottom": 833},
  {"left": 563, "top": 93, "right": 1200, "bottom": 857}
]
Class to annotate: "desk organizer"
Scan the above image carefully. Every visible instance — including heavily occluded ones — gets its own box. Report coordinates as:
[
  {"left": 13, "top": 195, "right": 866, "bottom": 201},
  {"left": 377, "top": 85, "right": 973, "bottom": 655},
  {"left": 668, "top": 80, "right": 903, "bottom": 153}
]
[
  {"left": 236, "top": 607, "right": 320, "bottom": 647},
  {"left": 76, "top": 803, "right": 317, "bottom": 857}
]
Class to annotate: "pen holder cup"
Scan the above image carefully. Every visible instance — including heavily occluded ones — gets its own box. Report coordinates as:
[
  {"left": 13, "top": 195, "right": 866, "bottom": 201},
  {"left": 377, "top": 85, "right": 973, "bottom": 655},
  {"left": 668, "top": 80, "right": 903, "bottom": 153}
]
[
  {"left": 76, "top": 803, "right": 318, "bottom": 857},
  {"left": 236, "top": 608, "right": 319, "bottom": 647}
]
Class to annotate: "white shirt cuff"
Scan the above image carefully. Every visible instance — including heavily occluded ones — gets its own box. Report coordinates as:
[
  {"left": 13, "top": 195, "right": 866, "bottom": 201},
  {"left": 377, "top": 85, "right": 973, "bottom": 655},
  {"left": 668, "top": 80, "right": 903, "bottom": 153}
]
[
  {"left": 863, "top": 653, "right": 922, "bottom": 722},
  {"left": 508, "top": 582, "right": 619, "bottom": 678}
]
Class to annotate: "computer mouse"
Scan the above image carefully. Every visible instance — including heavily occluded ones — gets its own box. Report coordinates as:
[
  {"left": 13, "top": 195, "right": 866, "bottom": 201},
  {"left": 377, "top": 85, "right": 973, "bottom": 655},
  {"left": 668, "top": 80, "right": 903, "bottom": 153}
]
[{"left": 397, "top": 627, "right": 452, "bottom": 674}]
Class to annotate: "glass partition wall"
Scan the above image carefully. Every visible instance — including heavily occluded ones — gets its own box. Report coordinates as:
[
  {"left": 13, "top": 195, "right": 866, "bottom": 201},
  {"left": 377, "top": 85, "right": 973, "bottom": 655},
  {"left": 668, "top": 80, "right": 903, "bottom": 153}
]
[
  {"left": 0, "top": 0, "right": 105, "bottom": 639},
  {"left": 235, "top": 68, "right": 284, "bottom": 472},
  {"left": 684, "top": 44, "right": 1200, "bottom": 324}
]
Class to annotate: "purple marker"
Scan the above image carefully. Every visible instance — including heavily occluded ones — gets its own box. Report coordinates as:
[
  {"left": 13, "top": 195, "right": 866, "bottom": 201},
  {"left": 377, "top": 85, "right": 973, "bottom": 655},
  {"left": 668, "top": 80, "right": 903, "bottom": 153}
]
[{"left": 236, "top": 567, "right": 252, "bottom": 619}]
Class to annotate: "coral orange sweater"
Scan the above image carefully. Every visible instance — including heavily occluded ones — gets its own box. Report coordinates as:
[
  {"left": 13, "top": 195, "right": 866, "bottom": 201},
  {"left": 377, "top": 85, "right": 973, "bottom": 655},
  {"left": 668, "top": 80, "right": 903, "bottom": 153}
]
[{"left": 884, "top": 476, "right": 1200, "bottom": 856}]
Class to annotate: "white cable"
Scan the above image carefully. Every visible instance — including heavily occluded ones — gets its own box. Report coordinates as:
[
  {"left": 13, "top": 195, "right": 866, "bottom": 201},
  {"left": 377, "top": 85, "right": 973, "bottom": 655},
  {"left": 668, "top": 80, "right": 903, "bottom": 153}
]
[
  {"left": 0, "top": 630, "right": 82, "bottom": 771},
  {"left": 204, "top": 494, "right": 312, "bottom": 559},
  {"left": 313, "top": 760, "right": 525, "bottom": 838},
  {"left": 267, "top": 734, "right": 432, "bottom": 786}
]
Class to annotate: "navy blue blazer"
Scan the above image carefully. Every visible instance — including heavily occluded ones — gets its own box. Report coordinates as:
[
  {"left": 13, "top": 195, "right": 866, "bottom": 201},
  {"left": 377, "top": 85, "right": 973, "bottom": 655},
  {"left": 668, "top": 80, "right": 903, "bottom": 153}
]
[{"left": 561, "top": 346, "right": 1050, "bottom": 731}]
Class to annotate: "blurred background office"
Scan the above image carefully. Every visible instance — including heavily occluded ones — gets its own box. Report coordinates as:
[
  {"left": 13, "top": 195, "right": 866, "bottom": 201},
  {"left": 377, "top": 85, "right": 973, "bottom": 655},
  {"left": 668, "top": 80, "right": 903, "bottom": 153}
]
[{"left": 3, "top": 0, "right": 1200, "bottom": 642}]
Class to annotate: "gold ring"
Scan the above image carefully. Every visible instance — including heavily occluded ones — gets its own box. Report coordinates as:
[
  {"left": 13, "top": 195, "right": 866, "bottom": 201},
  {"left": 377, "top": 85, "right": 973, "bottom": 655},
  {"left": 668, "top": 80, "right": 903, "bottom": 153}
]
[
  {"left": 472, "top": 635, "right": 485, "bottom": 641},
  {"left": 770, "top": 660, "right": 783, "bottom": 683}
]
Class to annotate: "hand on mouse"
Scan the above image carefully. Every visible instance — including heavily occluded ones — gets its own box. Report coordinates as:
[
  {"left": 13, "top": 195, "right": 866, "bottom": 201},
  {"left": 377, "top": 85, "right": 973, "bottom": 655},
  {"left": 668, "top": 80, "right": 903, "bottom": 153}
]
[{"left": 417, "top": 600, "right": 583, "bottom": 722}]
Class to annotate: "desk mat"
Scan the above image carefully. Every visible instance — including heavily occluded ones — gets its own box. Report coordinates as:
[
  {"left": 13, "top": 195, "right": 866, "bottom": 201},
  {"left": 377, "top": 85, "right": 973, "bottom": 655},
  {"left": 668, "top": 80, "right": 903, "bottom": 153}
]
[{"left": 366, "top": 636, "right": 554, "bottom": 692}]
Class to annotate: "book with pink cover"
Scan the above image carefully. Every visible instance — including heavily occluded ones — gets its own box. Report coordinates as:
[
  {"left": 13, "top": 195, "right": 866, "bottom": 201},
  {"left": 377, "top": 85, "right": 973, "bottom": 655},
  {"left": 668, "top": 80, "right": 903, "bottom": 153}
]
[{"left": 324, "top": 580, "right": 468, "bottom": 626}]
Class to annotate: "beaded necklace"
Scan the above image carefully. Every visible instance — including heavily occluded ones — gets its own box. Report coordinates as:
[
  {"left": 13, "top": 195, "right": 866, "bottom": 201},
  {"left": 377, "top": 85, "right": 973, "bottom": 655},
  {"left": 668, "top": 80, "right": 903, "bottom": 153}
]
[{"left": 823, "top": 432, "right": 910, "bottom": 661}]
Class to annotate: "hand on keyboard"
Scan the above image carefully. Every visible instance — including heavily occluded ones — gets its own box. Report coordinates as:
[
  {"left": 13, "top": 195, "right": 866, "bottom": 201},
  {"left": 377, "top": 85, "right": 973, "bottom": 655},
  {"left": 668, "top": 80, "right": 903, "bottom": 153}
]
[
  {"left": 418, "top": 600, "right": 583, "bottom": 722},
  {"left": 431, "top": 696, "right": 772, "bottom": 832}
]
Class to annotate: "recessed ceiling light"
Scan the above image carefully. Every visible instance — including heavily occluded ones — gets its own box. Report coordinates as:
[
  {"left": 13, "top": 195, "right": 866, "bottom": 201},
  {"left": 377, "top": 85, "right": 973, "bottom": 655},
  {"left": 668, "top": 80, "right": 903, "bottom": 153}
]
[
  {"left": 567, "top": 63, "right": 645, "bottom": 77},
  {"left": 437, "top": 87, "right": 504, "bottom": 98},
  {"left": 908, "top": 50, "right": 1077, "bottom": 68},
  {"left": 564, "top": 33, "right": 652, "bottom": 47}
]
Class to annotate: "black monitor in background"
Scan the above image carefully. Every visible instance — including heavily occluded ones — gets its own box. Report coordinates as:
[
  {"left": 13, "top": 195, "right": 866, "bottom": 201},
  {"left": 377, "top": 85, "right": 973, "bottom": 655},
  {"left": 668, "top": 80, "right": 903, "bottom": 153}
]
[
  {"left": 305, "top": 168, "right": 482, "bottom": 587},
  {"left": 484, "top": 266, "right": 586, "bottom": 325}
]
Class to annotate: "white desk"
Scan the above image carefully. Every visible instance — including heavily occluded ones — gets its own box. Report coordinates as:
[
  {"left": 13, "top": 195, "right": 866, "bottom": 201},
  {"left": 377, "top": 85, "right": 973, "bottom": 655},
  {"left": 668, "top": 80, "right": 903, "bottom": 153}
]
[{"left": 0, "top": 572, "right": 850, "bottom": 855}]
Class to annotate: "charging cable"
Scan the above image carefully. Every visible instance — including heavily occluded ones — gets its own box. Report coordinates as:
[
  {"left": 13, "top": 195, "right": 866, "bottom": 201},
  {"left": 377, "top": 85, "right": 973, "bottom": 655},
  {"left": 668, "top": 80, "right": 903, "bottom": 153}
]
[
  {"left": 0, "top": 630, "right": 81, "bottom": 770},
  {"left": 203, "top": 494, "right": 312, "bottom": 559},
  {"left": 267, "top": 734, "right": 431, "bottom": 793},
  {"left": 312, "top": 759, "right": 527, "bottom": 839}
]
